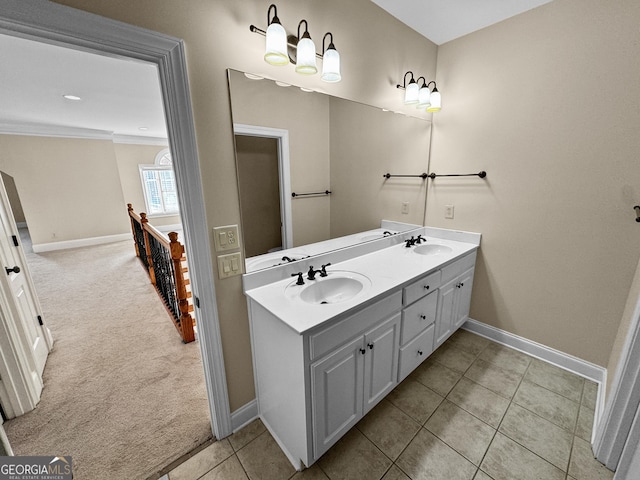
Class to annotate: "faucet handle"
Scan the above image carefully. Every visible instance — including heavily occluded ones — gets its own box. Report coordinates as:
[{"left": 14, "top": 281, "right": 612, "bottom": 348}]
[
  {"left": 415, "top": 235, "right": 426, "bottom": 244},
  {"left": 320, "top": 263, "right": 332, "bottom": 276},
  {"left": 291, "top": 272, "right": 305, "bottom": 285}
]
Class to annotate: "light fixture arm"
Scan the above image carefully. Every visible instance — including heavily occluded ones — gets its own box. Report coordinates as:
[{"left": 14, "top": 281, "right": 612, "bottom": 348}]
[
  {"left": 268, "top": 4, "right": 280, "bottom": 25},
  {"left": 298, "top": 19, "right": 311, "bottom": 41},
  {"left": 322, "top": 32, "right": 335, "bottom": 53},
  {"left": 426, "top": 80, "right": 437, "bottom": 90},
  {"left": 397, "top": 71, "right": 417, "bottom": 89}
]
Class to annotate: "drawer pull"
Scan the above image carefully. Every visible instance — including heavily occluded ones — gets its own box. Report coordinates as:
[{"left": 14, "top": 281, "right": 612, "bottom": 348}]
[
  {"left": 417, "top": 350, "right": 424, "bottom": 356},
  {"left": 367, "top": 343, "right": 374, "bottom": 350}
]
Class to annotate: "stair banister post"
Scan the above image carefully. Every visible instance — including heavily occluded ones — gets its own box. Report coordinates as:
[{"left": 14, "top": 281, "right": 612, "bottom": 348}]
[
  {"left": 126, "top": 203, "right": 141, "bottom": 258},
  {"left": 140, "top": 212, "right": 156, "bottom": 286},
  {"left": 169, "top": 232, "right": 195, "bottom": 343}
]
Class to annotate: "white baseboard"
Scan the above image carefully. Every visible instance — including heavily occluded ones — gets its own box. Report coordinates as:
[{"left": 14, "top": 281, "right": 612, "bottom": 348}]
[
  {"left": 463, "top": 318, "right": 607, "bottom": 437},
  {"left": 231, "top": 399, "right": 258, "bottom": 433},
  {"left": 32, "top": 233, "right": 131, "bottom": 253}
]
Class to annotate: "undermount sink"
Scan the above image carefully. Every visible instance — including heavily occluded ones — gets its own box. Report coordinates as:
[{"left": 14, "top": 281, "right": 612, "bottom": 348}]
[
  {"left": 413, "top": 244, "right": 453, "bottom": 256},
  {"left": 286, "top": 272, "right": 372, "bottom": 305}
]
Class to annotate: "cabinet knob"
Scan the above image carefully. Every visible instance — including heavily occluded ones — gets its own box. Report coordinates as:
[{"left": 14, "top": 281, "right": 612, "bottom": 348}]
[
  {"left": 360, "top": 348, "right": 366, "bottom": 355},
  {"left": 417, "top": 350, "right": 423, "bottom": 356},
  {"left": 420, "top": 314, "right": 426, "bottom": 320},
  {"left": 367, "top": 343, "right": 374, "bottom": 350},
  {"left": 423, "top": 285, "right": 430, "bottom": 290},
  {"left": 460, "top": 282, "right": 464, "bottom": 287}
]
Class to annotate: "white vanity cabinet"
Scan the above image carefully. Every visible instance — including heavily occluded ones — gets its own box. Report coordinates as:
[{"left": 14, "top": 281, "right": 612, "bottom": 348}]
[
  {"left": 311, "top": 309, "right": 400, "bottom": 458},
  {"left": 244, "top": 230, "right": 480, "bottom": 471},
  {"left": 247, "top": 290, "right": 402, "bottom": 469},
  {"left": 435, "top": 251, "right": 477, "bottom": 348}
]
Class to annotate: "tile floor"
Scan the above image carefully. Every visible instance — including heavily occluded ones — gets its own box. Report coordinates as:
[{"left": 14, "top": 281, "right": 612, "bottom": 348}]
[{"left": 159, "top": 330, "right": 614, "bottom": 480}]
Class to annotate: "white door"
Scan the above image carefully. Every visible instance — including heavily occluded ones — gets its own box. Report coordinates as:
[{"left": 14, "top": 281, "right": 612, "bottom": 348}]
[{"left": 0, "top": 173, "right": 52, "bottom": 418}]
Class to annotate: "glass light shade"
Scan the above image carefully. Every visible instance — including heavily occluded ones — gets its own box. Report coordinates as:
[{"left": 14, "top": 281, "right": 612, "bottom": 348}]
[
  {"left": 404, "top": 82, "right": 419, "bottom": 104},
  {"left": 417, "top": 86, "right": 431, "bottom": 108},
  {"left": 321, "top": 47, "right": 341, "bottom": 82},
  {"left": 295, "top": 36, "right": 317, "bottom": 74},
  {"left": 264, "top": 22, "right": 289, "bottom": 66},
  {"left": 427, "top": 90, "right": 442, "bottom": 112}
]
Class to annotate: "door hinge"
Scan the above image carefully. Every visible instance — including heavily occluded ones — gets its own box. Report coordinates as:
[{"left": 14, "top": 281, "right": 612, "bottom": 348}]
[
  {"left": 194, "top": 296, "right": 200, "bottom": 308},
  {"left": 37, "top": 315, "right": 44, "bottom": 326},
  {"left": 12, "top": 235, "right": 19, "bottom": 247}
]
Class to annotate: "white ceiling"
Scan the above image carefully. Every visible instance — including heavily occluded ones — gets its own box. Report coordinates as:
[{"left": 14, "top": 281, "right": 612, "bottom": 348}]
[
  {"left": 0, "top": 2, "right": 553, "bottom": 139},
  {"left": 0, "top": 33, "right": 167, "bottom": 141},
  {"left": 371, "top": 0, "right": 554, "bottom": 45}
]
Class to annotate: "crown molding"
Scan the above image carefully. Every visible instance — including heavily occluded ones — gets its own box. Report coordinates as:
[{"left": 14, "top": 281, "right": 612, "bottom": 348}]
[{"left": 0, "top": 122, "right": 168, "bottom": 145}]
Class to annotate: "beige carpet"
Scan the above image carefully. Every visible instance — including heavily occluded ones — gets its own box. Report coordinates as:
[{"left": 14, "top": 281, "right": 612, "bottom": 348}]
[{"left": 4, "top": 239, "right": 212, "bottom": 480}]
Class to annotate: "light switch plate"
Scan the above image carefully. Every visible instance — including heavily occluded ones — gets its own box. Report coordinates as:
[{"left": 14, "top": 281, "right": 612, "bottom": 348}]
[
  {"left": 213, "top": 224, "right": 240, "bottom": 252},
  {"left": 217, "top": 252, "right": 243, "bottom": 279}
]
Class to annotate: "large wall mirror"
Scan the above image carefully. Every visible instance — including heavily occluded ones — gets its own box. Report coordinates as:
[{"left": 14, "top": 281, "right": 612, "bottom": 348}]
[{"left": 227, "top": 69, "right": 432, "bottom": 271}]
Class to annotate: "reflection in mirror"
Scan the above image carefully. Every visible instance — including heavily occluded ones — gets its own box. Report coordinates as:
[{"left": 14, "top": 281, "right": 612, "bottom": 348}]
[{"left": 228, "top": 69, "right": 432, "bottom": 271}]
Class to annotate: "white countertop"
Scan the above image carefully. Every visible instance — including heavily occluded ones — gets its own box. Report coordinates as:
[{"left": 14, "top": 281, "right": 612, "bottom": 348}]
[{"left": 244, "top": 234, "right": 479, "bottom": 334}]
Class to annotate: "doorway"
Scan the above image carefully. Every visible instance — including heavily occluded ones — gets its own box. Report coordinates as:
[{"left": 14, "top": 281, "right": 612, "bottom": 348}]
[
  {"left": 0, "top": 0, "right": 230, "bottom": 462},
  {"left": 234, "top": 124, "right": 293, "bottom": 256}
]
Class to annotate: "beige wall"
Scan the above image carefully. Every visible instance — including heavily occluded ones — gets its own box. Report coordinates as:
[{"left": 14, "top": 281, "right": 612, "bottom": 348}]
[
  {"left": 1, "top": 172, "right": 26, "bottom": 224},
  {"left": 0, "top": 134, "right": 130, "bottom": 246},
  {"left": 52, "top": 0, "right": 438, "bottom": 411},
  {"left": 113, "top": 142, "right": 180, "bottom": 228},
  {"left": 429, "top": 0, "right": 640, "bottom": 367}
]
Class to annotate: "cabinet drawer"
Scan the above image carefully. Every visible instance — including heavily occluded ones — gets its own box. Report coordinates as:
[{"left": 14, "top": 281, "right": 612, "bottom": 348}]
[
  {"left": 403, "top": 270, "right": 441, "bottom": 306},
  {"left": 309, "top": 291, "right": 402, "bottom": 362},
  {"left": 398, "top": 324, "right": 435, "bottom": 382},
  {"left": 441, "top": 251, "right": 477, "bottom": 284},
  {"left": 401, "top": 291, "right": 437, "bottom": 345}
]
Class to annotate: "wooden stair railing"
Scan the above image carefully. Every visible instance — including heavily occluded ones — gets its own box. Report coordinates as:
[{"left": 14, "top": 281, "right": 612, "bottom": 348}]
[{"left": 127, "top": 203, "right": 195, "bottom": 343}]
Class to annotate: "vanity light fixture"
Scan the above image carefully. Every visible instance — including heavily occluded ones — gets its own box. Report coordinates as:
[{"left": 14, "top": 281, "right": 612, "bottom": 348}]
[
  {"left": 249, "top": 4, "right": 341, "bottom": 82},
  {"left": 263, "top": 4, "right": 289, "bottom": 66},
  {"left": 397, "top": 72, "right": 442, "bottom": 112},
  {"left": 295, "top": 20, "right": 317, "bottom": 75},
  {"left": 399, "top": 72, "right": 419, "bottom": 105},
  {"left": 321, "top": 32, "right": 341, "bottom": 83}
]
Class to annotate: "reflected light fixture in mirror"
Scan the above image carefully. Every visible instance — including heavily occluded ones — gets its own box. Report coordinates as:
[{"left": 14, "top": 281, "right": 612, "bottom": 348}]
[
  {"left": 397, "top": 72, "right": 441, "bottom": 112},
  {"left": 249, "top": 4, "right": 341, "bottom": 82}
]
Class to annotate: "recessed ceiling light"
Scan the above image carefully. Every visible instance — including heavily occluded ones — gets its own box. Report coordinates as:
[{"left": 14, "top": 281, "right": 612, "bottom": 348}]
[{"left": 62, "top": 94, "right": 82, "bottom": 101}]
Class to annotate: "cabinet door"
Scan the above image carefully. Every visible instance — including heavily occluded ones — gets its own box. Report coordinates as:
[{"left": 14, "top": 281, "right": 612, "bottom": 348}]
[
  {"left": 363, "top": 313, "right": 400, "bottom": 414},
  {"left": 435, "top": 277, "right": 457, "bottom": 348},
  {"left": 311, "top": 336, "right": 364, "bottom": 459},
  {"left": 453, "top": 268, "right": 474, "bottom": 329}
]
